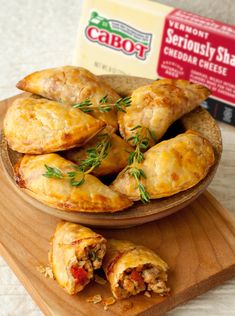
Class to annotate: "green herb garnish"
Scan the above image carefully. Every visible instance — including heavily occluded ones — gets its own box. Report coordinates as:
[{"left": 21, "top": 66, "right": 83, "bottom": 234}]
[
  {"left": 73, "top": 96, "right": 131, "bottom": 113},
  {"left": 125, "top": 125, "right": 153, "bottom": 203},
  {"left": 42, "top": 134, "right": 111, "bottom": 187}
]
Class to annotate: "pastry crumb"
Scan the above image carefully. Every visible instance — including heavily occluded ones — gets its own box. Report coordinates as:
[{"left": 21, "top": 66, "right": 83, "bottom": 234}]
[
  {"left": 86, "top": 294, "right": 102, "bottom": 304},
  {"left": 102, "top": 296, "right": 116, "bottom": 311},
  {"left": 36, "top": 264, "right": 54, "bottom": 279},
  {"left": 86, "top": 293, "right": 116, "bottom": 308},
  {"left": 144, "top": 291, "right": 151, "bottom": 298},
  {"left": 95, "top": 274, "right": 107, "bottom": 285},
  {"left": 104, "top": 296, "right": 116, "bottom": 306}
]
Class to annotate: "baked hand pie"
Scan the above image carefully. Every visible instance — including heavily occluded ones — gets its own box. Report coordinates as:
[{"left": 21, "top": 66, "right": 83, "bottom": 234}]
[
  {"left": 49, "top": 221, "right": 106, "bottom": 294},
  {"left": 111, "top": 130, "right": 215, "bottom": 201},
  {"left": 65, "top": 133, "right": 132, "bottom": 177},
  {"left": 16, "top": 66, "right": 120, "bottom": 132},
  {"left": 118, "top": 79, "right": 210, "bottom": 146},
  {"left": 14, "top": 153, "right": 132, "bottom": 212},
  {"left": 3, "top": 96, "right": 105, "bottom": 154},
  {"left": 103, "top": 239, "right": 169, "bottom": 299}
]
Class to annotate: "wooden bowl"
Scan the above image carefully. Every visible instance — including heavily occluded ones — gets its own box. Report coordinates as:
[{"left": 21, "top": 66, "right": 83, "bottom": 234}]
[{"left": 0, "top": 75, "right": 222, "bottom": 228}]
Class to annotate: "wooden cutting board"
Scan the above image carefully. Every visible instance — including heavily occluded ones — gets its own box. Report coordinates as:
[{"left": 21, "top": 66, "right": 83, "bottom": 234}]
[
  {"left": 0, "top": 95, "right": 235, "bottom": 315},
  {"left": 1, "top": 165, "right": 235, "bottom": 316}
]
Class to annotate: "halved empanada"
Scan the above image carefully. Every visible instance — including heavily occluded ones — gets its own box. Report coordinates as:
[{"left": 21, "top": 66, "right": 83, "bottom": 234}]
[
  {"left": 50, "top": 221, "right": 106, "bottom": 294},
  {"left": 103, "top": 239, "right": 169, "bottom": 299},
  {"left": 15, "top": 153, "right": 132, "bottom": 212},
  {"left": 118, "top": 79, "right": 210, "bottom": 146},
  {"left": 3, "top": 96, "right": 105, "bottom": 154},
  {"left": 65, "top": 133, "right": 132, "bottom": 177},
  {"left": 16, "top": 66, "right": 120, "bottom": 131},
  {"left": 111, "top": 130, "right": 215, "bottom": 200}
]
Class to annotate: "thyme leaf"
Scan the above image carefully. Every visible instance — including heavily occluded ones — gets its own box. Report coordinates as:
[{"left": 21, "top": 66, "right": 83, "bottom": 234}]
[
  {"left": 43, "top": 165, "right": 63, "bottom": 179},
  {"left": 99, "top": 95, "right": 108, "bottom": 104},
  {"left": 70, "top": 177, "right": 85, "bottom": 187},
  {"left": 73, "top": 99, "right": 93, "bottom": 112},
  {"left": 138, "top": 183, "right": 150, "bottom": 203}
]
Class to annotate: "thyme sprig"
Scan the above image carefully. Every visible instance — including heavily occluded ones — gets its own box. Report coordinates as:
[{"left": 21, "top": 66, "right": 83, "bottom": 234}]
[
  {"left": 73, "top": 95, "right": 131, "bottom": 113},
  {"left": 76, "top": 133, "right": 111, "bottom": 174},
  {"left": 43, "top": 134, "right": 111, "bottom": 187},
  {"left": 125, "top": 125, "right": 156, "bottom": 203}
]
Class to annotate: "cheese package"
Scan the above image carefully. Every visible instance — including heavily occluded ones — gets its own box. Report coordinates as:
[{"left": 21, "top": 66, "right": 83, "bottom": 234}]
[{"left": 74, "top": 0, "right": 235, "bottom": 126}]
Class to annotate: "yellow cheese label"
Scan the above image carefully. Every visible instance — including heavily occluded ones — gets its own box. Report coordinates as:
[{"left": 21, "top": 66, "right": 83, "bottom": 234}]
[{"left": 74, "top": 0, "right": 172, "bottom": 78}]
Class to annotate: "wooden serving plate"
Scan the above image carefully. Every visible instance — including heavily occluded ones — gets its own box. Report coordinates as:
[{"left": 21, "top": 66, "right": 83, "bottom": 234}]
[{"left": 0, "top": 76, "right": 222, "bottom": 228}]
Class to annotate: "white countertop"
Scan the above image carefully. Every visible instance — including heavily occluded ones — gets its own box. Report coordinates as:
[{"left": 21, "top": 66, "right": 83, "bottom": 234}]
[{"left": 0, "top": 0, "right": 235, "bottom": 315}]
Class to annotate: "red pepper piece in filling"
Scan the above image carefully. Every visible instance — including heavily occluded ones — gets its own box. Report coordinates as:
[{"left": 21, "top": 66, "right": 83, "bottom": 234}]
[
  {"left": 70, "top": 266, "right": 88, "bottom": 285},
  {"left": 130, "top": 270, "right": 145, "bottom": 287}
]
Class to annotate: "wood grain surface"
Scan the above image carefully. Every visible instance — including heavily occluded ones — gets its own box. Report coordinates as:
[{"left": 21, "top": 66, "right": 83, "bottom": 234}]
[
  {"left": 0, "top": 82, "right": 234, "bottom": 315},
  {"left": 0, "top": 90, "right": 233, "bottom": 314},
  {"left": 1, "top": 183, "right": 235, "bottom": 316}
]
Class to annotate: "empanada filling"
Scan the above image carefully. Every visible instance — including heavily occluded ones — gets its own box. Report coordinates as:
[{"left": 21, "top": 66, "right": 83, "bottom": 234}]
[
  {"left": 116, "top": 264, "right": 169, "bottom": 298},
  {"left": 70, "top": 262, "right": 90, "bottom": 285},
  {"left": 68, "top": 241, "right": 106, "bottom": 290},
  {"left": 87, "top": 242, "right": 107, "bottom": 269}
]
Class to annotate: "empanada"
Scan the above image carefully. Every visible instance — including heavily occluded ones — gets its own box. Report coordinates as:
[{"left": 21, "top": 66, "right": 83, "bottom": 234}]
[
  {"left": 103, "top": 239, "right": 169, "bottom": 299},
  {"left": 15, "top": 153, "right": 132, "bottom": 212},
  {"left": 3, "top": 96, "right": 105, "bottom": 154},
  {"left": 118, "top": 79, "right": 210, "bottom": 146},
  {"left": 50, "top": 221, "right": 106, "bottom": 294},
  {"left": 16, "top": 66, "right": 120, "bottom": 131},
  {"left": 111, "top": 130, "right": 215, "bottom": 200},
  {"left": 65, "top": 133, "right": 132, "bottom": 177}
]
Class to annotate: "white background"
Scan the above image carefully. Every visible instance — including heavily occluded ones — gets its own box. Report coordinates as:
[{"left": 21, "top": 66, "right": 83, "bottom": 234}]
[{"left": 0, "top": 0, "right": 235, "bottom": 315}]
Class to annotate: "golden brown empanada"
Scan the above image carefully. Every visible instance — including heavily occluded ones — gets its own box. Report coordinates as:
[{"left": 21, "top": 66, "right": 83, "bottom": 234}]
[
  {"left": 65, "top": 133, "right": 132, "bottom": 177},
  {"left": 3, "top": 96, "right": 105, "bottom": 154},
  {"left": 16, "top": 66, "right": 120, "bottom": 131},
  {"left": 50, "top": 221, "right": 107, "bottom": 294},
  {"left": 15, "top": 153, "right": 132, "bottom": 212},
  {"left": 103, "top": 239, "right": 169, "bottom": 299},
  {"left": 111, "top": 130, "right": 215, "bottom": 200},
  {"left": 118, "top": 79, "right": 210, "bottom": 146}
]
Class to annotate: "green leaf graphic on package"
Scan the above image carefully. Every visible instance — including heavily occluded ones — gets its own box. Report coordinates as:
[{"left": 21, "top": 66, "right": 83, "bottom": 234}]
[{"left": 85, "top": 11, "right": 152, "bottom": 60}]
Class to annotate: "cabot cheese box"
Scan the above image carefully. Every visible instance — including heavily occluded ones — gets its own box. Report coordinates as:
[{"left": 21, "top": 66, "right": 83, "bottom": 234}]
[{"left": 74, "top": 0, "right": 235, "bottom": 126}]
